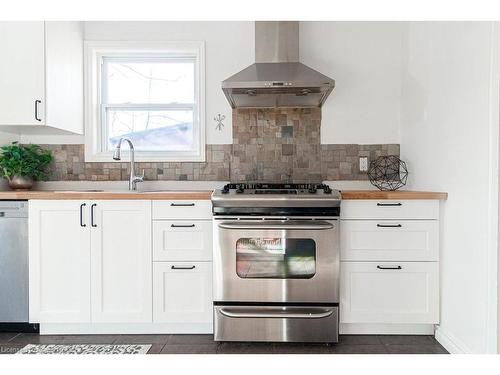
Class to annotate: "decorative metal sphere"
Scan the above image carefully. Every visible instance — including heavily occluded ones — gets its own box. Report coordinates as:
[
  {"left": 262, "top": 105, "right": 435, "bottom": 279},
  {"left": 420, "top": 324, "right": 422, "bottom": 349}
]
[{"left": 367, "top": 155, "right": 408, "bottom": 191}]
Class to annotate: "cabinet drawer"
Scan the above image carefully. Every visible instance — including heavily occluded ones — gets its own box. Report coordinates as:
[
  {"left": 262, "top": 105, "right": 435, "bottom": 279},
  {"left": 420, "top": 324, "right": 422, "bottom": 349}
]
[
  {"left": 153, "top": 262, "right": 212, "bottom": 324},
  {"left": 341, "top": 200, "right": 439, "bottom": 220},
  {"left": 153, "top": 220, "right": 212, "bottom": 261},
  {"left": 340, "top": 261, "right": 439, "bottom": 324},
  {"left": 341, "top": 220, "right": 438, "bottom": 261},
  {"left": 152, "top": 200, "right": 212, "bottom": 220}
]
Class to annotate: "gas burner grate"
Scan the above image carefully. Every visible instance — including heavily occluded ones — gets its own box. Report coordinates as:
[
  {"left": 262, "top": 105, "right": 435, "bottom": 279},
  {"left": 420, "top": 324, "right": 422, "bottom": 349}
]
[{"left": 221, "top": 183, "right": 333, "bottom": 194}]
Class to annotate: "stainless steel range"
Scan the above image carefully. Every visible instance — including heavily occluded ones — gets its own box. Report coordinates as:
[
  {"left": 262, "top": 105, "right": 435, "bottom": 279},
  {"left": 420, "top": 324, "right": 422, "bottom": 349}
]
[{"left": 212, "top": 183, "right": 341, "bottom": 343}]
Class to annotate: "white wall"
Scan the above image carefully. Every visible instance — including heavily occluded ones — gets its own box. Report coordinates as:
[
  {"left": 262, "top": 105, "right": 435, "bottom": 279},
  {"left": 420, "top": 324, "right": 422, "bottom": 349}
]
[
  {"left": 300, "top": 21, "right": 403, "bottom": 144},
  {"left": 0, "top": 131, "right": 19, "bottom": 145},
  {"left": 399, "top": 22, "right": 499, "bottom": 354}
]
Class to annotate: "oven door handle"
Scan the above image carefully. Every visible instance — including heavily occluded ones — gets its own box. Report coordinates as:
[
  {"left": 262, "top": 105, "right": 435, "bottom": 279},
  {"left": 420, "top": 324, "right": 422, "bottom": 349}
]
[
  {"left": 217, "top": 222, "right": 334, "bottom": 230},
  {"left": 218, "top": 307, "right": 335, "bottom": 319}
]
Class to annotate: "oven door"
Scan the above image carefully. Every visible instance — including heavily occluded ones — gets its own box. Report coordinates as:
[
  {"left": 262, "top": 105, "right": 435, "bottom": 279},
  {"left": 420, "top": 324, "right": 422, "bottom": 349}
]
[{"left": 213, "top": 219, "right": 339, "bottom": 303}]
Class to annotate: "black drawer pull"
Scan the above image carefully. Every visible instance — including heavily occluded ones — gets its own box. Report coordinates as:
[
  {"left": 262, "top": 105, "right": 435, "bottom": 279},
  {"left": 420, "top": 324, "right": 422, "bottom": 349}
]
[
  {"left": 34, "top": 100, "right": 42, "bottom": 122},
  {"left": 377, "top": 202, "right": 402, "bottom": 207},
  {"left": 91, "top": 203, "right": 97, "bottom": 227},
  {"left": 170, "top": 203, "right": 195, "bottom": 207},
  {"left": 377, "top": 265, "right": 402, "bottom": 270},
  {"left": 171, "top": 265, "right": 196, "bottom": 270},
  {"left": 171, "top": 224, "right": 195, "bottom": 228},
  {"left": 377, "top": 224, "right": 402, "bottom": 228},
  {"left": 80, "top": 203, "right": 86, "bottom": 227}
]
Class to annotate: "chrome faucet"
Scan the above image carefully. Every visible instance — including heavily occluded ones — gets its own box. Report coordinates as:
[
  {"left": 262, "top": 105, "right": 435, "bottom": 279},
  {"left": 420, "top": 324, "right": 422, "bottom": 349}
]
[{"left": 112, "top": 138, "right": 144, "bottom": 191}]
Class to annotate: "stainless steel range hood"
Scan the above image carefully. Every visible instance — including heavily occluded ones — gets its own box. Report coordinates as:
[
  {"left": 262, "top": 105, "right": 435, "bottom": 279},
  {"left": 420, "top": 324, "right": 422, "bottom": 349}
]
[{"left": 222, "top": 21, "right": 335, "bottom": 108}]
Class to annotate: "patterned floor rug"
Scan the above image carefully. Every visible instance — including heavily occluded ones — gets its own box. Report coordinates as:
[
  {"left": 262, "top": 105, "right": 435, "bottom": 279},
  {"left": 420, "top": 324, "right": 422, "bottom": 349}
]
[{"left": 17, "top": 344, "right": 151, "bottom": 354}]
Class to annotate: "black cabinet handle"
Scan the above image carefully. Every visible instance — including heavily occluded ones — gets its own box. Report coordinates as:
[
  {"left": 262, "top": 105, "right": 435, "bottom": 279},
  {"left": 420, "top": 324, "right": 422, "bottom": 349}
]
[
  {"left": 171, "top": 265, "right": 196, "bottom": 270},
  {"left": 170, "top": 203, "right": 195, "bottom": 207},
  {"left": 80, "top": 203, "right": 86, "bottom": 227},
  {"left": 377, "top": 202, "right": 402, "bottom": 207},
  {"left": 171, "top": 224, "right": 195, "bottom": 228},
  {"left": 34, "top": 100, "right": 42, "bottom": 122},
  {"left": 91, "top": 203, "right": 97, "bottom": 227},
  {"left": 377, "top": 265, "right": 402, "bottom": 270},
  {"left": 377, "top": 224, "right": 402, "bottom": 228}
]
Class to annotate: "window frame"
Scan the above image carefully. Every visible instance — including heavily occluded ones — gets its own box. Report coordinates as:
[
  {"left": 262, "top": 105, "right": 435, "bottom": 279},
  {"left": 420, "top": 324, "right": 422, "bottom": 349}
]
[{"left": 84, "top": 41, "right": 205, "bottom": 162}]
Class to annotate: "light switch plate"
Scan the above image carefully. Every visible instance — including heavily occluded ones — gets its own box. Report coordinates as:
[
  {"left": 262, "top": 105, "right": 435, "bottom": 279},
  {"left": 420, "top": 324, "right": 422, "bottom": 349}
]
[{"left": 359, "top": 156, "right": 368, "bottom": 172}]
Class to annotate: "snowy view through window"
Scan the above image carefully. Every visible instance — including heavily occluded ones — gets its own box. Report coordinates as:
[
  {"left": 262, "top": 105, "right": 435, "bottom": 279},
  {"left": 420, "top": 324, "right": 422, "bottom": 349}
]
[{"left": 102, "top": 58, "right": 195, "bottom": 152}]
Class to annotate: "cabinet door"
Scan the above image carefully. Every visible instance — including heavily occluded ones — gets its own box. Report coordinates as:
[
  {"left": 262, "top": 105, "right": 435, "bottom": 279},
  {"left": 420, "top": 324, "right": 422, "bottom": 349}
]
[
  {"left": 153, "top": 220, "right": 212, "bottom": 261},
  {"left": 44, "top": 21, "right": 83, "bottom": 134},
  {"left": 341, "top": 220, "right": 439, "bottom": 261},
  {"left": 90, "top": 200, "right": 152, "bottom": 323},
  {"left": 0, "top": 22, "right": 45, "bottom": 125},
  {"left": 153, "top": 262, "right": 212, "bottom": 324},
  {"left": 340, "top": 261, "right": 439, "bottom": 324},
  {"left": 29, "top": 200, "right": 90, "bottom": 323}
]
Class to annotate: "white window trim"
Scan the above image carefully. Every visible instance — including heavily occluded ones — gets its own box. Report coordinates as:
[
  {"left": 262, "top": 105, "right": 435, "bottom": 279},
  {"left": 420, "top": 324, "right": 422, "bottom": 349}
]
[{"left": 84, "top": 41, "right": 205, "bottom": 162}]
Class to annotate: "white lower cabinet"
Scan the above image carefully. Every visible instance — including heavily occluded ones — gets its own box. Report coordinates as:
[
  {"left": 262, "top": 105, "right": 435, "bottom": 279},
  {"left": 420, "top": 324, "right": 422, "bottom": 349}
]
[
  {"left": 151, "top": 201, "right": 213, "bottom": 330},
  {"left": 29, "top": 200, "right": 152, "bottom": 324},
  {"left": 30, "top": 198, "right": 213, "bottom": 333},
  {"left": 29, "top": 200, "right": 91, "bottom": 323},
  {"left": 340, "top": 199, "right": 441, "bottom": 332},
  {"left": 153, "top": 262, "right": 212, "bottom": 324},
  {"left": 340, "top": 261, "right": 439, "bottom": 324},
  {"left": 90, "top": 201, "right": 152, "bottom": 323}
]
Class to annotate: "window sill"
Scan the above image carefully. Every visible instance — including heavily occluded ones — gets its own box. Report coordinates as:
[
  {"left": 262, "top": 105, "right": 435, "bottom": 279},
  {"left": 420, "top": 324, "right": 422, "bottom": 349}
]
[{"left": 84, "top": 151, "right": 206, "bottom": 163}]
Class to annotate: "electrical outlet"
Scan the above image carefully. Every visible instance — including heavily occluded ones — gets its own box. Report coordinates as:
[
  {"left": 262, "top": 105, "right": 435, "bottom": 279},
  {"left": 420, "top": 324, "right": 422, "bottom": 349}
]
[{"left": 359, "top": 157, "right": 368, "bottom": 172}]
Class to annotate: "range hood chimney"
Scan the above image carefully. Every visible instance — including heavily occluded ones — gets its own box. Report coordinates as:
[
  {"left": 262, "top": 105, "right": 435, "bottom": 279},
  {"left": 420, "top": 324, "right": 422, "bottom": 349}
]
[{"left": 222, "top": 21, "right": 335, "bottom": 108}]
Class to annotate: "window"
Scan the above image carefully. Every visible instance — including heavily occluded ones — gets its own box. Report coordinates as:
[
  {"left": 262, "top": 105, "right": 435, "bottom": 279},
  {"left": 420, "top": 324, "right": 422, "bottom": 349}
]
[{"left": 84, "top": 41, "right": 205, "bottom": 162}]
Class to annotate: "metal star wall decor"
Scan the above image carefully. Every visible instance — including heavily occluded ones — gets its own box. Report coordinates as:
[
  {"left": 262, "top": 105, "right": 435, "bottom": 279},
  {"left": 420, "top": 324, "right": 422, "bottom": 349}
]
[
  {"left": 214, "top": 114, "right": 225, "bottom": 131},
  {"left": 367, "top": 155, "right": 409, "bottom": 191}
]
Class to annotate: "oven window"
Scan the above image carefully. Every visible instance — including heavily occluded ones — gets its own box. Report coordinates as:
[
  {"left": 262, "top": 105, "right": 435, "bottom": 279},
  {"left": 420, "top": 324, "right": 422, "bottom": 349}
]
[{"left": 236, "top": 238, "right": 316, "bottom": 279}]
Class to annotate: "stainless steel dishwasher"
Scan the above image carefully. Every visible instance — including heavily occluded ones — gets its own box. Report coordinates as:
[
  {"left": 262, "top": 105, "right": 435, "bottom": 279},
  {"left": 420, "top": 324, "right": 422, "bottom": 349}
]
[{"left": 0, "top": 201, "right": 38, "bottom": 332}]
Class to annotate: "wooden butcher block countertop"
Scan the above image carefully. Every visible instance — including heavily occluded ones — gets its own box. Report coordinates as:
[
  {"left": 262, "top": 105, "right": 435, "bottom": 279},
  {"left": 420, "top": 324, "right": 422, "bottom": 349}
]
[
  {"left": 0, "top": 190, "right": 214, "bottom": 200},
  {"left": 0, "top": 189, "right": 447, "bottom": 201},
  {"left": 340, "top": 190, "right": 448, "bottom": 200}
]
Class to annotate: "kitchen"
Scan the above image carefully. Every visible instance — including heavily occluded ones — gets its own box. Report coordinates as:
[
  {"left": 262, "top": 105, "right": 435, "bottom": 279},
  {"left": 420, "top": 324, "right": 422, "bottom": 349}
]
[{"left": 0, "top": 11, "right": 498, "bottom": 366}]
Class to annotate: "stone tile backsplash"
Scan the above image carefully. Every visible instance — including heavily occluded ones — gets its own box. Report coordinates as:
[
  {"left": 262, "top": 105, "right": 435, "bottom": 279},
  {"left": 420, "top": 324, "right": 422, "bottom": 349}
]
[
  {"left": 40, "top": 108, "right": 399, "bottom": 182},
  {"left": 42, "top": 144, "right": 232, "bottom": 182}
]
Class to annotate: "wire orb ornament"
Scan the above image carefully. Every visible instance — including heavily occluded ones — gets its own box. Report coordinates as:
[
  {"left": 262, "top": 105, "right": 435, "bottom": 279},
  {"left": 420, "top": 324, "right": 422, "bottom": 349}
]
[{"left": 367, "top": 155, "right": 408, "bottom": 191}]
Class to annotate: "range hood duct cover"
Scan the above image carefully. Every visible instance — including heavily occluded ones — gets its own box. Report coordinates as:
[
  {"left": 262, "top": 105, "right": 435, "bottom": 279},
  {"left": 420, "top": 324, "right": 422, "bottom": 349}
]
[{"left": 222, "top": 21, "right": 335, "bottom": 108}]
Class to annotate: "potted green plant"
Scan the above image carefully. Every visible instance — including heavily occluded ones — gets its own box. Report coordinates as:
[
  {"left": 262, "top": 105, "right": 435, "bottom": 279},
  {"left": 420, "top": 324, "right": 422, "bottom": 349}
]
[{"left": 0, "top": 142, "right": 53, "bottom": 190}]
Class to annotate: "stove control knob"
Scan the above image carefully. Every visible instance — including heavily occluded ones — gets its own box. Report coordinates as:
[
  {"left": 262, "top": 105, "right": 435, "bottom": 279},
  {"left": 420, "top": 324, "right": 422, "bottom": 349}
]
[
  {"left": 308, "top": 187, "right": 317, "bottom": 194},
  {"left": 236, "top": 186, "right": 244, "bottom": 194},
  {"left": 221, "top": 186, "right": 230, "bottom": 194},
  {"left": 323, "top": 185, "right": 332, "bottom": 194}
]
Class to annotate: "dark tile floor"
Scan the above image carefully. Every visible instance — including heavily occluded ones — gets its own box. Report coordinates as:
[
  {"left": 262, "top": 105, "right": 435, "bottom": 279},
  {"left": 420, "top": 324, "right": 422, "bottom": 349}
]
[{"left": 0, "top": 332, "right": 448, "bottom": 354}]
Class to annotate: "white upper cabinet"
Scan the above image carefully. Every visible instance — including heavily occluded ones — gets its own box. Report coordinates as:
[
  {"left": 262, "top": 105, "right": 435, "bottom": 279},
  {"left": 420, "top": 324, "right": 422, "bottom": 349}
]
[
  {"left": 0, "top": 22, "right": 45, "bottom": 126},
  {"left": 0, "top": 21, "right": 83, "bottom": 133}
]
